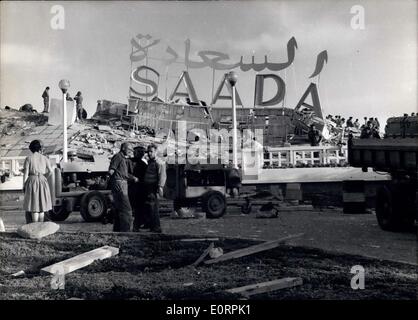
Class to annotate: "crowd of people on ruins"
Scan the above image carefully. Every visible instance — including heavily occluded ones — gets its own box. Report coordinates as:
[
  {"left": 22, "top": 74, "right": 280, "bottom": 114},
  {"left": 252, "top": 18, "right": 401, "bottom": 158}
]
[{"left": 325, "top": 114, "right": 381, "bottom": 139}]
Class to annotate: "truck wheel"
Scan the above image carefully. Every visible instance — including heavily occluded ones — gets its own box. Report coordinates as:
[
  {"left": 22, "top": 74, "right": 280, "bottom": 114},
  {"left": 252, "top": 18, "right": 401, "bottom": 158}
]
[
  {"left": 80, "top": 191, "right": 108, "bottom": 222},
  {"left": 376, "top": 185, "right": 413, "bottom": 231},
  {"left": 48, "top": 206, "right": 71, "bottom": 222},
  {"left": 202, "top": 191, "right": 226, "bottom": 219}
]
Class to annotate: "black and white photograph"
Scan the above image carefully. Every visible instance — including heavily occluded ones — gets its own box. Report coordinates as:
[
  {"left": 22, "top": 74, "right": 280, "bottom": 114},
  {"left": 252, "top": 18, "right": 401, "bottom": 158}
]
[{"left": 0, "top": 0, "right": 416, "bottom": 307}]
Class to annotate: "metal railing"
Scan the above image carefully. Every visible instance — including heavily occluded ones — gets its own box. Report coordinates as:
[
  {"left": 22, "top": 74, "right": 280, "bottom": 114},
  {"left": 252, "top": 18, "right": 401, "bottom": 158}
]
[{"left": 263, "top": 145, "right": 348, "bottom": 167}]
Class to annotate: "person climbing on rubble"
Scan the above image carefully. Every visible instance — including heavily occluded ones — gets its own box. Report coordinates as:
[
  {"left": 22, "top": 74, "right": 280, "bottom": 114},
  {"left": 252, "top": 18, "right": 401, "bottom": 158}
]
[
  {"left": 23, "top": 140, "right": 53, "bottom": 223},
  {"left": 74, "top": 91, "right": 83, "bottom": 122},
  {"left": 127, "top": 146, "right": 148, "bottom": 232},
  {"left": 41, "top": 87, "right": 50, "bottom": 113},
  {"left": 142, "top": 144, "right": 166, "bottom": 233},
  {"left": 108, "top": 142, "right": 138, "bottom": 232}
]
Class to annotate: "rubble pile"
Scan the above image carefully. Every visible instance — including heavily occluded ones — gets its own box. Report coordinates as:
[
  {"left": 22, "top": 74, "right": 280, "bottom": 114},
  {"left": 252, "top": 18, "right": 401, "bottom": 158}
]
[
  {"left": 68, "top": 120, "right": 167, "bottom": 160},
  {"left": 0, "top": 109, "right": 48, "bottom": 137}
]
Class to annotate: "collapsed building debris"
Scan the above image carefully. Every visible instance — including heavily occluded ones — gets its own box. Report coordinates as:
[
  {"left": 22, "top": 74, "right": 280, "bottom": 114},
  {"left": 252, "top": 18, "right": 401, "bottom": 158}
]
[{"left": 0, "top": 109, "right": 48, "bottom": 137}]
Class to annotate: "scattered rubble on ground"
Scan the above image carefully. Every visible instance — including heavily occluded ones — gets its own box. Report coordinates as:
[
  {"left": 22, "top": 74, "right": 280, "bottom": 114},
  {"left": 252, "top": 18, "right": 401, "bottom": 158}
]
[{"left": 1, "top": 232, "right": 416, "bottom": 300}]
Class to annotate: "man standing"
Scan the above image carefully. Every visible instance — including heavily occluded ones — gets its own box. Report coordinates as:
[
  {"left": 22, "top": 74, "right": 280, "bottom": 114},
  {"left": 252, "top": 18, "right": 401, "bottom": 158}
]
[
  {"left": 108, "top": 142, "right": 138, "bottom": 232},
  {"left": 308, "top": 124, "right": 322, "bottom": 146},
  {"left": 42, "top": 87, "right": 50, "bottom": 113},
  {"left": 74, "top": 91, "right": 83, "bottom": 122},
  {"left": 143, "top": 144, "right": 166, "bottom": 233},
  {"left": 128, "top": 146, "right": 148, "bottom": 232}
]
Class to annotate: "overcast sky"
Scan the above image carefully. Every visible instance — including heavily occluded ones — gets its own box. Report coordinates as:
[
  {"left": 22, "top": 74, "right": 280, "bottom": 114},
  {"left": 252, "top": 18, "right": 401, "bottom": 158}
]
[{"left": 1, "top": 0, "right": 416, "bottom": 123}]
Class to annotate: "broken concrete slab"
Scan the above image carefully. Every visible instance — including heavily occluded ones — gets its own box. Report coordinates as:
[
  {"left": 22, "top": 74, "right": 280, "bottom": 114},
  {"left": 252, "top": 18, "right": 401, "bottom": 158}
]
[
  {"left": 97, "top": 125, "right": 112, "bottom": 132},
  {"left": 41, "top": 245, "right": 119, "bottom": 275},
  {"left": 208, "top": 247, "right": 224, "bottom": 259},
  {"left": 11, "top": 270, "right": 25, "bottom": 277},
  {"left": 17, "top": 222, "right": 59, "bottom": 239}
]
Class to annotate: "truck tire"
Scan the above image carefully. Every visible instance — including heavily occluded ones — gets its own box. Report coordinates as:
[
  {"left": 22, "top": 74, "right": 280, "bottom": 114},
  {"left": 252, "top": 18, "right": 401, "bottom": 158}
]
[
  {"left": 48, "top": 206, "right": 71, "bottom": 222},
  {"left": 202, "top": 191, "right": 226, "bottom": 219},
  {"left": 376, "top": 185, "right": 414, "bottom": 231},
  {"left": 80, "top": 191, "right": 108, "bottom": 222}
]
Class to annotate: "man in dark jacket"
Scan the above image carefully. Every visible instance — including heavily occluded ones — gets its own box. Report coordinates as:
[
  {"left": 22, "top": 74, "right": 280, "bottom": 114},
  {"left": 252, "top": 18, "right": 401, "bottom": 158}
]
[
  {"left": 128, "top": 146, "right": 148, "bottom": 232},
  {"left": 108, "top": 142, "right": 138, "bottom": 232},
  {"left": 142, "top": 144, "right": 166, "bottom": 233},
  {"left": 42, "top": 87, "right": 50, "bottom": 113},
  {"left": 308, "top": 124, "right": 322, "bottom": 146}
]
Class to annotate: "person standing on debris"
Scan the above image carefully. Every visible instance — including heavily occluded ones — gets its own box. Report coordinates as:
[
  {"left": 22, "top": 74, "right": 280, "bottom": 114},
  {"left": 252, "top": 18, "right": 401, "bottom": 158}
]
[
  {"left": 373, "top": 117, "right": 380, "bottom": 131},
  {"left": 23, "top": 140, "right": 53, "bottom": 223},
  {"left": 74, "top": 91, "right": 83, "bottom": 122},
  {"left": 142, "top": 144, "right": 166, "bottom": 233},
  {"left": 108, "top": 142, "right": 138, "bottom": 232},
  {"left": 127, "top": 146, "right": 148, "bottom": 232},
  {"left": 308, "top": 124, "right": 322, "bottom": 146},
  {"left": 42, "top": 87, "right": 50, "bottom": 113}
]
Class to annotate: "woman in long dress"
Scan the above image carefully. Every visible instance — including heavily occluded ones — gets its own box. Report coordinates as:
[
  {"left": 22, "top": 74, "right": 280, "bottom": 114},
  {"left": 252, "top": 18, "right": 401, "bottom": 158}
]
[{"left": 23, "top": 140, "right": 53, "bottom": 223}]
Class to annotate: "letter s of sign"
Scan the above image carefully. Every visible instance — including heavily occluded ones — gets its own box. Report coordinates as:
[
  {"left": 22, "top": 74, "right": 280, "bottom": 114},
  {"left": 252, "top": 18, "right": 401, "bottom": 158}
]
[
  {"left": 50, "top": 5, "right": 65, "bottom": 30},
  {"left": 350, "top": 5, "right": 365, "bottom": 30},
  {"left": 350, "top": 265, "right": 365, "bottom": 290},
  {"left": 130, "top": 66, "right": 160, "bottom": 98}
]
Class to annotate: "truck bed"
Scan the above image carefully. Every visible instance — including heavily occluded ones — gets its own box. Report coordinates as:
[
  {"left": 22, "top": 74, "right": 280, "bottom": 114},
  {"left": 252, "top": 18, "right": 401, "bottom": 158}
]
[{"left": 348, "top": 137, "right": 418, "bottom": 173}]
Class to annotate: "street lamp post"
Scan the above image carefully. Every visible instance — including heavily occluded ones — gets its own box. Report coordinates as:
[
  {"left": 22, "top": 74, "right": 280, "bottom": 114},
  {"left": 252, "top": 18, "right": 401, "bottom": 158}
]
[
  {"left": 58, "top": 79, "right": 70, "bottom": 162},
  {"left": 226, "top": 71, "right": 238, "bottom": 168}
]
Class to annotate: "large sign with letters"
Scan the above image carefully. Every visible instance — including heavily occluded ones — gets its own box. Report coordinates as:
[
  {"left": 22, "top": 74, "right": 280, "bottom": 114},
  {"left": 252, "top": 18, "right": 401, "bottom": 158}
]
[{"left": 129, "top": 34, "right": 328, "bottom": 113}]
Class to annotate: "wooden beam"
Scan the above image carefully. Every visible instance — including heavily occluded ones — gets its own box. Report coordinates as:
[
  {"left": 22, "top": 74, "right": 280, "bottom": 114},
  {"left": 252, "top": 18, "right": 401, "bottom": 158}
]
[
  {"left": 204, "top": 233, "right": 304, "bottom": 265},
  {"left": 41, "top": 246, "right": 119, "bottom": 275},
  {"left": 191, "top": 242, "right": 215, "bottom": 267},
  {"left": 180, "top": 238, "right": 219, "bottom": 242},
  {"left": 226, "top": 277, "right": 303, "bottom": 297}
]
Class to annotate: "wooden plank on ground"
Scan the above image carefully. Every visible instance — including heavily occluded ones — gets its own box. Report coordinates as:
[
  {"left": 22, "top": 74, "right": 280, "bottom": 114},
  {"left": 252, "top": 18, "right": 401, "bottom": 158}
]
[
  {"left": 204, "top": 233, "right": 304, "bottom": 265},
  {"left": 180, "top": 238, "right": 219, "bottom": 242},
  {"left": 41, "top": 246, "right": 119, "bottom": 275},
  {"left": 226, "top": 277, "right": 303, "bottom": 297},
  {"left": 191, "top": 242, "right": 215, "bottom": 267}
]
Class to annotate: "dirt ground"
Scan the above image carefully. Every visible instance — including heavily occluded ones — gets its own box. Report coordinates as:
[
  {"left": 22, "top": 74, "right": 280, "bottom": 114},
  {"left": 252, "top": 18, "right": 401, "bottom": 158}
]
[
  {"left": 1, "top": 200, "right": 416, "bottom": 264},
  {"left": 0, "top": 232, "right": 417, "bottom": 300}
]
